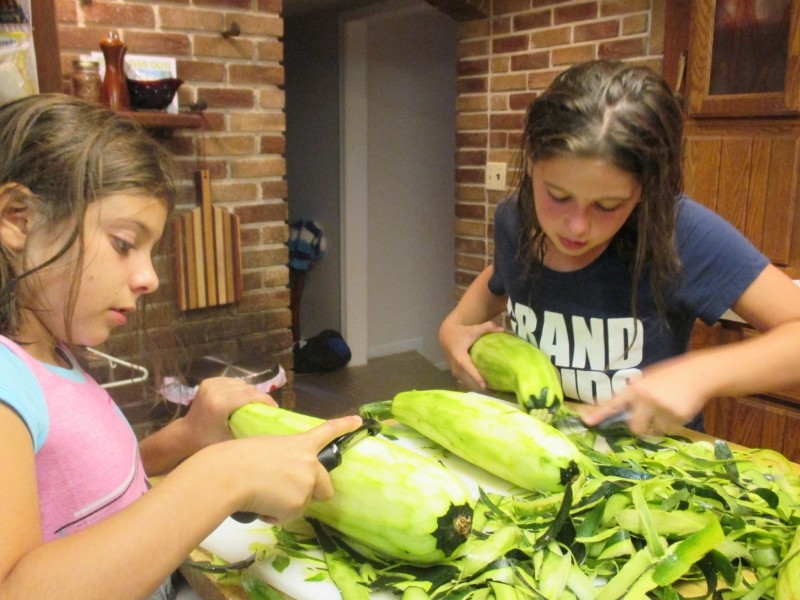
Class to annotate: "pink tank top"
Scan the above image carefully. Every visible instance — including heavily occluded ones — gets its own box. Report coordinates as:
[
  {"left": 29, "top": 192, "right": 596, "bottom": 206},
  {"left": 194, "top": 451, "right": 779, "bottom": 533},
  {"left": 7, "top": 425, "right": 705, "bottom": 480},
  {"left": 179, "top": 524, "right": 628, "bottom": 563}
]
[{"left": 2, "top": 338, "right": 149, "bottom": 540}]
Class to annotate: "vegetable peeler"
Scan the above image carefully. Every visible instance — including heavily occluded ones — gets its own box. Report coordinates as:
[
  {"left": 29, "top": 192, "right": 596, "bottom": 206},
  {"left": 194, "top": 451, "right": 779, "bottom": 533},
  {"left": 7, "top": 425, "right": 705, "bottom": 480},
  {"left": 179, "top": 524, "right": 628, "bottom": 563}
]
[
  {"left": 315, "top": 417, "right": 381, "bottom": 470},
  {"left": 554, "top": 408, "right": 631, "bottom": 435},
  {"left": 231, "top": 417, "right": 381, "bottom": 523}
]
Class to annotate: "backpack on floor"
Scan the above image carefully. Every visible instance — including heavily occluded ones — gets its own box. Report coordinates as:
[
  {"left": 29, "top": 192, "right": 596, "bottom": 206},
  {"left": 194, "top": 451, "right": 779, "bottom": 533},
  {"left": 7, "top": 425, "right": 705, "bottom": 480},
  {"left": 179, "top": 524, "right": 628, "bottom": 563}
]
[{"left": 293, "top": 329, "right": 351, "bottom": 373}]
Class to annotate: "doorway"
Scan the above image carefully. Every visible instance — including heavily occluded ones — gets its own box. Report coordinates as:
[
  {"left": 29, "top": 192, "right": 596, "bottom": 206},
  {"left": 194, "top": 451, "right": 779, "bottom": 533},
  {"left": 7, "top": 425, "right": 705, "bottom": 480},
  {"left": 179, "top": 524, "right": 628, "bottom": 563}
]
[{"left": 285, "top": 0, "right": 458, "bottom": 367}]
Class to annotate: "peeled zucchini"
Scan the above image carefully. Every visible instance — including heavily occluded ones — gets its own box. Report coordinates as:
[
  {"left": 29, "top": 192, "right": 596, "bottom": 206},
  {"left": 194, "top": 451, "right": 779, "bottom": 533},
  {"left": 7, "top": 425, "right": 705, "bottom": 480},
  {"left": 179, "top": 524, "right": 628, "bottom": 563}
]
[
  {"left": 369, "top": 389, "right": 583, "bottom": 493},
  {"left": 469, "top": 331, "right": 563, "bottom": 414},
  {"left": 229, "top": 403, "right": 474, "bottom": 564}
]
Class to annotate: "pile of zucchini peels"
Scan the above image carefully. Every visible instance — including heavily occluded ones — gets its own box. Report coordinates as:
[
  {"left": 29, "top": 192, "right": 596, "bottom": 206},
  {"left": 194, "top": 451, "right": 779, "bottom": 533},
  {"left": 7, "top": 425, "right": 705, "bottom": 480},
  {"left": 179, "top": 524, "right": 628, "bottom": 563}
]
[{"left": 200, "top": 422, "right": 799, "bottom": 600}]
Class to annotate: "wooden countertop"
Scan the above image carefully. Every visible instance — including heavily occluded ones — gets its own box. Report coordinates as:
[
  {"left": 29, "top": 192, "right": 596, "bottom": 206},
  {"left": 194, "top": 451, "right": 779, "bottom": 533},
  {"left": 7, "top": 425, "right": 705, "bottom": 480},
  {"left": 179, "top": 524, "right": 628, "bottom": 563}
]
[{"left": 179, "top": 554, "right": 250, "bottom": 600}]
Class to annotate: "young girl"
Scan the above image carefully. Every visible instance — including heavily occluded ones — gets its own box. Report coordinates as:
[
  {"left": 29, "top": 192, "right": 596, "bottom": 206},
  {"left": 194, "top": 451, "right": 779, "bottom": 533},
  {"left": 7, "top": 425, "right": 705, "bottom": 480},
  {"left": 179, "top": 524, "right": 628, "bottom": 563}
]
[
  {"left": 440, "top": 60, "right": 800, "bottom": 437},
  {"left": 0, "top": 95, "right": 361, "bottom": 600}
]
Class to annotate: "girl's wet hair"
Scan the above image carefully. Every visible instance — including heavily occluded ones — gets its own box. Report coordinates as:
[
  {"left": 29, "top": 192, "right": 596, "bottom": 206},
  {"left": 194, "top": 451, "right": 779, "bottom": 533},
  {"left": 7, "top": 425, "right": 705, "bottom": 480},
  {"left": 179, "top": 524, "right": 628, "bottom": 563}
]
[
  {"left": 0, "top": 94, "right": 177, "bottom": 339},
  {"left": 514, "top": 59, "right": 684, "bottom": 316}
]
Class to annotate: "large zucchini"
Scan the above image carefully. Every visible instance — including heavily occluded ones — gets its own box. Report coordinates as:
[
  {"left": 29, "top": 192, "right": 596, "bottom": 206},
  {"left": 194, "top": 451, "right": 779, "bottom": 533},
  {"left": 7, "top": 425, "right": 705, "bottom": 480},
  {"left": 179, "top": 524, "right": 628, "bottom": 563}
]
[
  {"left": 229, "top": 403, "right": 473, "bottom": 565},
  {"left": 469, "top": 331, "right": 563, "bottom": 413},
  {"left": 364, "top": 389, "right": 583, "bottom": 493}
]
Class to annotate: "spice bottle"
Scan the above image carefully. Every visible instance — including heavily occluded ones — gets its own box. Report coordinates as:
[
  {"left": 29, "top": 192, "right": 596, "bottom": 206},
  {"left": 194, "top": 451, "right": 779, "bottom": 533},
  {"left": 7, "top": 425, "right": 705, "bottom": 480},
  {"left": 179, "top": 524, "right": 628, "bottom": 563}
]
[
  {"left": 71, "top": 58, "right": 102, "bottom": 104},
  {"left": 99, "top": 31, "right": 130, "bottom": 110}
]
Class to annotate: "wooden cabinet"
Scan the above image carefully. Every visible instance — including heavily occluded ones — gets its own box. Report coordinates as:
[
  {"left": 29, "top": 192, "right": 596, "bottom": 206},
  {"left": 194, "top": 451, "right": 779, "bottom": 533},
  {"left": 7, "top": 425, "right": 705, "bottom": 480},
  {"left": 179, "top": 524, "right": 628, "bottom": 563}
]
[
  {"left": 704, "top": 394, "right": 800, "bottom": 462},
  {"left": 691, "top": 321, "right": 800, "bottom": 462},
  {"left": 682, "top": 119, "right": 800, "bottom": 271},
  {"left": 664, "top": 0, "right": 800, "bottom": 275},
  {"left": 685, "top": 0, "right": 800, "bottom": 118}
]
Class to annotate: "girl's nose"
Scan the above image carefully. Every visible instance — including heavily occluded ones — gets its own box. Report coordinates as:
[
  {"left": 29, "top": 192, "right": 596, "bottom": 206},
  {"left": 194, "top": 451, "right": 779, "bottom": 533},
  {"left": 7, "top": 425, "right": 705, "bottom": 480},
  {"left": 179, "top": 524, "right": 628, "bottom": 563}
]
[
  {"left": 131, "top": 258, "right": 160, "bottom": 294},
  {"left": 566, "top": 206, "right": 591, "bottom": 236}
]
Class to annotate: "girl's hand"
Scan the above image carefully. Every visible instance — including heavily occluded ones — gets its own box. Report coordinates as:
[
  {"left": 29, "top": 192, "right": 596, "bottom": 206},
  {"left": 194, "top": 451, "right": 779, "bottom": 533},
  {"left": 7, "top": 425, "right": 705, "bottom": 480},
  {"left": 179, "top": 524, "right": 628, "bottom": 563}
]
[
  {"left": 438, "top": 265, "right": 508, "bottom": 390},
  {"left": 233, "top": 415, "right": 362, "bottom": 524},
  {"left": 583, "top": 355, "right": 710, "bottom": 436},
  {"left": 440, "top": 319, "right": 504, "bottom": 390},
  {"left": 140, "top": 376, "right": 281, "bottom": 476},
  {"left": 182, "top": 377, "right": 278, "bottom": 451}
]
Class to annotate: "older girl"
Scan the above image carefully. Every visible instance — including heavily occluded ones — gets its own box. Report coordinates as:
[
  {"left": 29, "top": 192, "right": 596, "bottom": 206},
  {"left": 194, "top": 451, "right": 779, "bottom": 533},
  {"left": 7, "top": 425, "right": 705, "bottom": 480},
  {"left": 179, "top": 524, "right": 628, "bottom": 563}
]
[{"left": 440, "top": 60, "right": 800, "bottom": 436}]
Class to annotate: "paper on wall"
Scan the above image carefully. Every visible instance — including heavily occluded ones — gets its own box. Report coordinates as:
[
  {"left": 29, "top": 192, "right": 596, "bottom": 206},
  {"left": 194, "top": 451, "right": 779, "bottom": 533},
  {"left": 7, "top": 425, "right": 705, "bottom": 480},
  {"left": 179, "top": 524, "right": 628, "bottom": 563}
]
[{"left": 0, "top": 0, "right": 38, "bottom": 101}]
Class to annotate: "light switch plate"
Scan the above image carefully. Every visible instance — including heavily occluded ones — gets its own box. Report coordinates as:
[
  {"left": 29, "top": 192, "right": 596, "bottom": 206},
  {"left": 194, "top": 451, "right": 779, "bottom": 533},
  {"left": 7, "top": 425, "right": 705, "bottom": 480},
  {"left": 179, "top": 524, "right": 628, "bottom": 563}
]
[{"left": 485, "top": 162, "right": 507, "bottom": 191}]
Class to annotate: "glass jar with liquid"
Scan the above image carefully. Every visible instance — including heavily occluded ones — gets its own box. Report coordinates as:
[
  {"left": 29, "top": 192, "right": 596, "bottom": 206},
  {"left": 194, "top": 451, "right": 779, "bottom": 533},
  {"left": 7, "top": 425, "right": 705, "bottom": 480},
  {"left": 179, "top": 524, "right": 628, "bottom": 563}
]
[{"left": 71, "top": 58, "right": 102, "bottom": 104}]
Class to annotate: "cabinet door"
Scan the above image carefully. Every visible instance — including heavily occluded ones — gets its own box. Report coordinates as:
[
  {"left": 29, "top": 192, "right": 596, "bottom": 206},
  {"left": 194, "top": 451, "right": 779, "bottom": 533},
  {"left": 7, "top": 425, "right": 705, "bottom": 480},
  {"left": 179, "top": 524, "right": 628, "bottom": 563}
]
[
  {"left": 777, "top": 408, "right": 800, "bottom": 462},
  {"left": 683, "top": 124, "right": 800, "bottom": 267},
  {"left": 704, "top": 395, "right": 764, "bottom": 449},
  {"left": 705, "top": 395, "right": 800, "bottom": 461},
  {"left": 763, "top": 404, "right": 800, "bottom": 462},
  {"left": 686, "top": 0, "right": 800, "bottom": 117}
]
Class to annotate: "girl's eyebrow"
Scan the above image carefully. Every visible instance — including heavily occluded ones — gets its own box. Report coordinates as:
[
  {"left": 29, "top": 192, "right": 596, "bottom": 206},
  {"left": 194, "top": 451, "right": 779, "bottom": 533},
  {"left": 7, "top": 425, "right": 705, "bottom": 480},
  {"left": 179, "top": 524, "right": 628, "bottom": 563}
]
[
  {"left": 544, "top": 181, "right": 634, "bottom": 203},
  {"left": 109, "top": 216, "right": 164, "bottom": 244}
]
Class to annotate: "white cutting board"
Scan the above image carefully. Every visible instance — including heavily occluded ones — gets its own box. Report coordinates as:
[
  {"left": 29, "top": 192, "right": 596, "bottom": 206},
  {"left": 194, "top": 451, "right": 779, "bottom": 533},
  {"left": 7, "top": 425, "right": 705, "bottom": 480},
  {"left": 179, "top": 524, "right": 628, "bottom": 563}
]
[{"left": 199, "top": 404, "right": 523, "bottom": 600}]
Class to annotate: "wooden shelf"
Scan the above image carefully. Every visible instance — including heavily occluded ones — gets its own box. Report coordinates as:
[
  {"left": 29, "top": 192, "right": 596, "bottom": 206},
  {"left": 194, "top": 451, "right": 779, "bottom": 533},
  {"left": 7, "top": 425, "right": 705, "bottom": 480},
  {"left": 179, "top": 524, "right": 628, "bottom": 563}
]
[
  {"left": 118, "top": 111, "right": 204, "bottom": 130},
  {"left": 31, "top": 2, "right": 203, "bottom": 134}
]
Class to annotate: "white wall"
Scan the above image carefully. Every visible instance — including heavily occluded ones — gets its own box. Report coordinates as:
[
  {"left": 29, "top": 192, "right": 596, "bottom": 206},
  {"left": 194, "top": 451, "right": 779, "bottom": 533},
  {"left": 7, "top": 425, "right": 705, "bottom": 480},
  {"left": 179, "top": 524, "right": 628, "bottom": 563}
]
[
  {"left": 364, "top": 6, "right": 457, "bottom": 365},
  {"left": 286, "top": 0, "right": 457, "bottom": 367}
]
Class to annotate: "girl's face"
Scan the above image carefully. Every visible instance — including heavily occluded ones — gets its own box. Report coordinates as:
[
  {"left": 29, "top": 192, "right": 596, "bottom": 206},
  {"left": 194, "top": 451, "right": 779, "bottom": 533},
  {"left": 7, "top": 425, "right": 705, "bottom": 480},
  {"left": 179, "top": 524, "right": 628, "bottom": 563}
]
[
  {"left": 19, "top": 193, "right": 167, "bottom": 362},
  {"left": 530, "top": 157, "right": 641, "bottom": 271}
]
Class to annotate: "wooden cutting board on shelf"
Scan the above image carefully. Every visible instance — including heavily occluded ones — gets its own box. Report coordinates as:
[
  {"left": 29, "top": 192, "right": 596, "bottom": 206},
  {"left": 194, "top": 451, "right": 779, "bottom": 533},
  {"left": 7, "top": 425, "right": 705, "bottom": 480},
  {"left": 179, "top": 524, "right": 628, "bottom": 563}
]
[{"left": 173, "top": 169, "right": 243, "bottom": 311}]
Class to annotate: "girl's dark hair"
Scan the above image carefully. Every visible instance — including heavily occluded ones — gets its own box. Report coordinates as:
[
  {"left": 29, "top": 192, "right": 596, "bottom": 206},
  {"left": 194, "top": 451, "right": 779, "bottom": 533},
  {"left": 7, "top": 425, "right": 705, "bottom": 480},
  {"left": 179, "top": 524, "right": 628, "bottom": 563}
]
[
  {"left": 0, "top": 94, "right": 177, "bottom": 339},
  {"left": 515, "top": 59, "right": 684, "bottom": 315}
]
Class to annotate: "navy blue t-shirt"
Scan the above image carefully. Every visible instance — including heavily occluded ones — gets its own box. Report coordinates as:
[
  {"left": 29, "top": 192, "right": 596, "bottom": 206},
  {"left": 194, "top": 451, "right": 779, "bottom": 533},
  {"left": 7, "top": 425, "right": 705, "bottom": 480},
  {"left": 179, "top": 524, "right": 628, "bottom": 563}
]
[{"left": 488, "top": 196, "right": 769, "bottom": 421}]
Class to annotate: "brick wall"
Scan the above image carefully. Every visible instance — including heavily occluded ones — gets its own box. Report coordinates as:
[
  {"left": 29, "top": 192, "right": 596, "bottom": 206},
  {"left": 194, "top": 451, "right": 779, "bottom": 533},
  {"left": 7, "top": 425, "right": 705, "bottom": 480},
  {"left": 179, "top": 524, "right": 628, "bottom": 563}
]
[
  {"left": 49, "top": 0, "right": 667, "bottom": 434},
  {"left": 453, "top": 0, "right": 666, "bottom": 295},
  {"left": 53, "top": 0, "right": 293, "bottom": 436}
]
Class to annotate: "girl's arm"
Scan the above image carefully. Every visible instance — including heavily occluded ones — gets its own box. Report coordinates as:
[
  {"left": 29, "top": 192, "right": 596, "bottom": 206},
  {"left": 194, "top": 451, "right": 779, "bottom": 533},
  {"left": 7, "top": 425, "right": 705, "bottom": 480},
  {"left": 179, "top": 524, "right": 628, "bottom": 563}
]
[
  {"left": 439, "top": 265, "right": 507, "bottom": 390},
  {"left": 0, "top": 404, "right": 360, "bottom": 600},
  {"left": 586, "top": 264, "right": 800, "bottom": 435},
  {"left": 140, "top": 376, "right": 278, "bottom": 476}
]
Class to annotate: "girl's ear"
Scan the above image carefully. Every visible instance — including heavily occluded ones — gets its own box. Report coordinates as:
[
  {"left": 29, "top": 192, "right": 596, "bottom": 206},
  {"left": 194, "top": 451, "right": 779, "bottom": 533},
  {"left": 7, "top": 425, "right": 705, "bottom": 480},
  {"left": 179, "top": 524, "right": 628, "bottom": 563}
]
[{"left": 0, "top": 183, "right": 34, "bottom": 253}]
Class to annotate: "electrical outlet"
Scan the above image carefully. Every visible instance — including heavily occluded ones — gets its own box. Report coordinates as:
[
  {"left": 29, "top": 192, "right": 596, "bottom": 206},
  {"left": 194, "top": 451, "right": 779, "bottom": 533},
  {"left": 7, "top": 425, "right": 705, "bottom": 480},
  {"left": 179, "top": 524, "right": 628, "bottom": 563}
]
[{"left": 485, "top": 162, "right": 507, "bottom": 191}]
